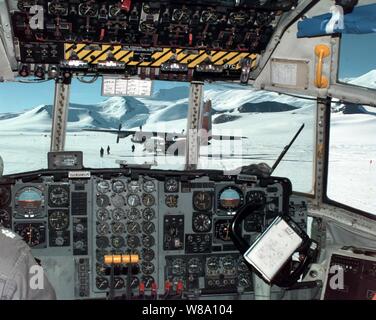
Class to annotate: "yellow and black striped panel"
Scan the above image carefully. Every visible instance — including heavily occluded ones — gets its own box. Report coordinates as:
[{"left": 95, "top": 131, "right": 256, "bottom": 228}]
[{"left": 64, "top": 43, "right": 258, "bottom": 69}]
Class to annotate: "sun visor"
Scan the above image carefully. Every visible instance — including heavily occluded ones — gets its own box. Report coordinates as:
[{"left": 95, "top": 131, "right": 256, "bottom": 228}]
[{"left": 297, "top": 4, "right": 376, "bottom": 38}]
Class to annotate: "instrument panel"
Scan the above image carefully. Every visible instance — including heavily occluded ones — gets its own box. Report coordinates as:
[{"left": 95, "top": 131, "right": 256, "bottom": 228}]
[{"left": 0, "top": 168, "right": 307, "bottom": 300}]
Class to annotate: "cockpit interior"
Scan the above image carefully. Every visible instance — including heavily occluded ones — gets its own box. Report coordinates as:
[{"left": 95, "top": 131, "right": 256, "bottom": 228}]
[{"left": 0, "top": 0, "right": 376, "bottom": 301}]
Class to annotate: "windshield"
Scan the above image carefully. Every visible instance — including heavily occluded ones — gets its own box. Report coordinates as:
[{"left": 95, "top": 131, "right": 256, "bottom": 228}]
[{"left": 0, "top": 79, "right": 315, "bottom": 194}]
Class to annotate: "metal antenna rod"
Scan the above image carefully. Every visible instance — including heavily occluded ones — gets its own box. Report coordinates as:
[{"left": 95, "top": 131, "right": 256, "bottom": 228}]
[{"left": 270, "top": 124, "right": 305, "bottom": 175}]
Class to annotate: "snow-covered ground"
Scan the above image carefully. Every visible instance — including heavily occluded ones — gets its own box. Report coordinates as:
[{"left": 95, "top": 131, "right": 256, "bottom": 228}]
[{"left": 0, "top": 71, "right": 375, "bottom": 215}]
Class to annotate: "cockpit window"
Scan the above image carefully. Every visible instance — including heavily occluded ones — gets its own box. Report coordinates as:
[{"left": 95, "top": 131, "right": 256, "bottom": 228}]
[
  {"left": 339, "top": 33, "right": 376, "bottom": 89},
  {"left": 0, "top": 80, "right": 54, "bottom": 175},
  {"left": 64, "top": 79, "right": 315, "bottom": 194}
]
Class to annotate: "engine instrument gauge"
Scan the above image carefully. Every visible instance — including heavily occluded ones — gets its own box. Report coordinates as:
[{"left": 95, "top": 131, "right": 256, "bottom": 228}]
[
  {"left": 48, "top": 1, "right": 69, "bottom": 16},
  {"left": 142, "top": 208, "right": 155, "bottom": 221},
  {"left": 111, "top": 194, "right": 125, "bottom": 207},
  {"left": 247, "top": 191, "right": 266, "bottom": 205},
  {"left": 127, "top": 222, "right": 140, "bottom": 235},
  {"left": 165, "top": 178, "right": 179, "bottom": 193},
  {"left": 229, "top": 11, "right": 249, "bottom": 26},
  {"left": 143, "top": 180, "right": 156, "bottom": 193},
  {"left": 97, "top": 209, "right": 109, "bottom": 222},
  {"left": 142, "top": 235, "right": 155, "bottom": 248},
  {"left": 96, "top": 194, "right": 110, "bottom": 208},
  {"left": 171, "top": 258, "right": 185, "bottom": 275},
  {"left": 96, "top": 223, "right": 110, "bottom": 235},
  {"left": 96, "top": 277, "right": 109, "bottom": 290},
  {"left": 192, "top": 212, "right": 212, "bottom": 233},
  {"left": 112, "top": 208, "right": 125, "bottom": 221},
  {"left": 141, "top": 248, "right": 155, "bottom": 261},
  {"left": 15, "top": 186, "right": 44, "bottom": 218},
  {"left": 112, "top": 180, "right": 125, "bottom": 193},
  {"left": 201, "top": 10, "right": 218, "bottom": 24},
  {"left": 48, "top": 185, "right": 69, "bottom": 207},
  {"left": 142, "top": 194, "right": 155, "bottom": 207},
  {"left": 141, "top": 262, "right": 155, "bottom": 275},
  {"left": 218, "top": 186, "right": 243, "bottom": 211},
  {"left": 143, "top": 3, "right": 160, "bottom": 14},
  {"left": 48, "top": 210, "right": 69, "bottom": 231},
  {"left": 127, "top": 194, "right": 140, "bottom": 207},
  {"left": 96, "top": 236, "right": 110, "bottom": 249},
  {"left": 142, "top": 221, "right": 155, "bottom": 235},
  {"left": 111, "top": 236, "right": 125, "bottom": 248},
  {"left": 97, "top": 180, "right": 110, "bottom": 194},
  {"left": 206, "top": 257, "right": 219, "bottom": 271},
  {"left": 112, "top": 222, "right": 125, "bottom": 235},
  {"left": 128, "top": 181, "right": 141, "bottom": 193},
  {"left": 127, "top": 235, "right": 140, "bottom": 248},
  {"left": 142, "top": 276, "right": 154, "bottom": 288},
  {"left": 188, "top": 258, "right": 202, "bottom": 274},
  {"left": 193, "top": 191, "right": 212, "bottom": 211},
  {"left": 165, "top": 195, "right": 178, "bottom": 208},
  {"left": 109, "top": 4, "right": 126, "bottom": 18},
  {"left": 114, "top": 277, "right": 125, "bottom": 289},
  {"left": 127, "top": 208, "right": 141, "bottom": 221}
]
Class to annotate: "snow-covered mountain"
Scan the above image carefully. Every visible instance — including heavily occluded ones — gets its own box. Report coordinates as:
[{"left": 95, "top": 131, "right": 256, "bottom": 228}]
[{"left": 0, "top": 70, "right": 375, "bottom": 132}]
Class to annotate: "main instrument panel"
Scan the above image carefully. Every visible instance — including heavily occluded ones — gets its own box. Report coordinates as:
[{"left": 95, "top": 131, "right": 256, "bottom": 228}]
[{"left": 0, "top": 168, "right": 307, "bottom": 300}]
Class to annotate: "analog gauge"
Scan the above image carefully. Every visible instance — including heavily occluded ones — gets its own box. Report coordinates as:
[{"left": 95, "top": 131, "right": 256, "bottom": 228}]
[
  {"left": 238, "top": 258, "right": 249, "bottom": 273},
  {"left": 96, "top": 236, "right": 110, "bottom": 249},
  {"left": 0, "top": 209, "right": 11, "bottom": 227},
  {"left": 141, "top": 262, "right": 155, "bottom": 275},
  {"left": 130, "top": 277, "right": 140, "bottom": 289},
  {"left": 48, "top": 185, "right": 69, "bottom": 207},
  {"left": 143, "top": 3, "right": 159, "bottom": 14},
  {"left": 112, "top": 222, "right": 125, "bottom": 235},
  {"left": 127, "top": 222, "right": 140, "bottom": 235},
  {"left": 165, "top": 195, "right": 178, "bottom": 208},
  {"left": 188, "top": 258, "right": 202, "bottom": 274},
  {"left": 192, "top": 212, "right": 212, "bottom": 233},
  {"left": 96, "top": 250, "right": 108, "bottom": 263},
  {"left": 96, "top": 223, "right": 110, "bottom": 236},
  {"left": 142, "top": 276, "right": 154, "bottom": 289},
  {"left": 238, "top": 274, "right": 252, "bottom": 289},
  {"left": 14, "top": 223, "right": 46, "bottom": 247},
  {"left": 223, "top": 257, "right": 235, "bottom": 271},
  {"left": 229, "top": 11, "right": 249, "bottom": 26},
  {"left": 142, "top": 235, "right": 155, "bottom": 248},
  {"left": 96, "top": 263, "right": 107, "bottom": 276},
  {"left": 127, "top": 194, "right": 140, "bottom": 207},
  {"left": 17, "top": 0, "right": 36, "bottom": 11},
  {"left": 127, "top": 208, "right": 141, "bottom": 221},
  {"left": 109, "top": 4, "right": 126, "bottom": 18},
  {"left": 48, "top": 210, "right": 69, "bottom": 231},
  {"left": 97, "top": 180, "right": 110, "bottom": 194},
  {"left": 215, "top": 220, "right": 232, "bottom": 242},
  {"left": 114, "top": 277, "right": 125, "bottom": 289},
  {"left": 48, "top": 2, "right": 69, "bottom": 16},
  {"left": 247, "top": 191, "right": 266, "bottom": 205},
  {"left": 171, "top": 258, "right": 185, "bottom": 276},
  {"left": 207, "top": 257, "right": 219, "bottom": 271},
  {"left": 96, "top": 194, "right": 110, "bottom": 208},
  {"left": 201, "top": 10, "right": 218, "bottom": 24},
  {"left": 0, "top": 186, "right": 11, "bottom": 207},
  {"left": 142, "top": 208, "right": 155, "bottom": 221},
  {"left": 111, "top": 236, "right": 125, "bottom": 248},
  {"left": 143, "top": 180, "right": 156, "bottom": 193},
  {"left": 128, "top": 181, "right": 141, "bottom": 193},
  {"left": 112, "top": 208, "right": 125, "bottom": 221},
  {"left": 142, "top": 194, "right": 155, "bottom": 207},
  {"left": 165, "top": 178, "right": 179, "bottom": 193},
  {"left": 96, "top": 277, "right": 109, "bottom": 290},
  {"left": 79, "top": 2, "right": 98, "bottom": 17},
  {"left": 112, "top": 180, "right": 125, "bottom": 193},
  {"left": 142, "top": 221, "right": 155, "bottom": 235},
  {"left": 193, "top": 191, "right": 212, "bottom": 211},
  {"left": 172, "top": 8, "right": 190, "bottom": 23},
  {"left": 127, "top": 235, "right": 140, "bottom": 248},
  {"left": 218, "top": 186, "right": 243, "bottom": 211},
  {"left": 111, "top": 194, "right": 125, "bottom": 207},
  {"left": 141, "top": 248, "right": 155, "bottom": 261},
  {"left": 96, "top": 209, "right": 110, "bottom": 222},
  {"left": 15, "top": 187, "right": 44, "bottom": 218}
]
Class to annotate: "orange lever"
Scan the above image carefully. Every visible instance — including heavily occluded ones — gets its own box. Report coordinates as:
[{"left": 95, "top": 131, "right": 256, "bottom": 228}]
[{"left": 314, "top": 44, "right": 330, "bottom": 89}]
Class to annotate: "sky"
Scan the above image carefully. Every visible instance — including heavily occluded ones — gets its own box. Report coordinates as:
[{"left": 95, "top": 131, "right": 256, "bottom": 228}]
[{"left": 0, "top": 33, "right": 375, "bottom": 113}]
